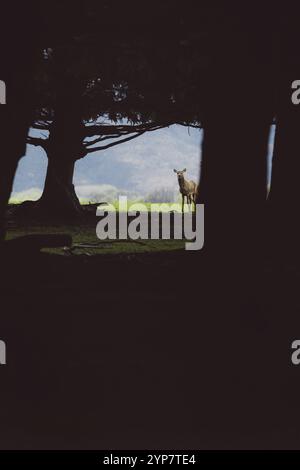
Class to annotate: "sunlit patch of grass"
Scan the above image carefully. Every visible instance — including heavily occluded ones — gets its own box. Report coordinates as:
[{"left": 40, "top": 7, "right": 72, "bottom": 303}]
[
  {"left": 93, "top": 200, "right": 192, "bottom": 213},
  {"left": 9, "top": 199, "right": 24, "bottom": 204},
  {"left": 9, "top": 199, "right": 192, "bottom": 212}
]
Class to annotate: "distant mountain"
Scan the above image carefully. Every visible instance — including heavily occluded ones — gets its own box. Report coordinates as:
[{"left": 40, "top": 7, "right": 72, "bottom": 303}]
[{"left": 11, "top": 125, "right": 202, "bottom": 202}]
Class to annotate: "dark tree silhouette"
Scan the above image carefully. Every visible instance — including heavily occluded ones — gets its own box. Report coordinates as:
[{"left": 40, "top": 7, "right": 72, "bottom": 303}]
[
  {"left": 198, "top": 4, "right": 277, "bottom": 264},
  {"left": 22, "top": 12, "right": 203, "bottom": 217},
  {"left": 267, "top": 12, "right": 300, "bottom": 254},
  {"left": 0, "top": 2, "right": 44, "bottom": 241},
  {"left": 0, "top": 1, "right": 291, "bottom": 252}
]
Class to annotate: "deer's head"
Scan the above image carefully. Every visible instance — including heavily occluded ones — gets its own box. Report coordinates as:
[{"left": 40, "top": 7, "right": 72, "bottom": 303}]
[{"left": 173, "top": 168, "right": 186, "bottom": 182}]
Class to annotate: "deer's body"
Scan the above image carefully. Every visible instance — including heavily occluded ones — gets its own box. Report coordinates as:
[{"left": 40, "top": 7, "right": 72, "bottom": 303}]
[{"left": 174, "top": 169, "right": 198, "bottom": 211}]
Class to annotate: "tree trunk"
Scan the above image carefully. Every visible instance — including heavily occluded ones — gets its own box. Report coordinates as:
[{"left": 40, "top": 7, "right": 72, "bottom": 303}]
[
  {"left": 197, "top": 6, "right": 275, "bottom": 273},
  {"left": 267, "top": 37, "right": 300, "bottom": 254},
  {"left": 0, "top": 3, "right": 43, "bottom": 241},
  {"left": 0, "top": 156, "right": 20, "bottom": 241},
  {"left": 34, "top": 64, "right": 86, "bottom": 219},
  {"left": 37, "top": 155, "right": 82, "bottom": 217},
  {"left": 199, "top": 74, "right": 272, "bottom": 264}
]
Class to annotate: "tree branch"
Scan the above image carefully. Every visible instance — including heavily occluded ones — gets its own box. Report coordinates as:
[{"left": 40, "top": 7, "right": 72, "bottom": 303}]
[
  {"left": 27, "top": 136, "right": 48, "bottom": 149},
  {"left": 85, "top": 131, "right": 147, "bottom": 153},
  {"left": 84, "top": 123, "right": 169, "bottom": 148},
  {"left": 84, "top": 122, "right": 171, "bottom": 138},
  {"left": 31, "top": 121, "right": 52, "bottom": 131}
]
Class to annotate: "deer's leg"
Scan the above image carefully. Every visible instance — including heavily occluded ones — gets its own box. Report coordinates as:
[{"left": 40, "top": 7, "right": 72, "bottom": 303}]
[{"left": 193, "top": 193, "right": 196, "bottom": 212}]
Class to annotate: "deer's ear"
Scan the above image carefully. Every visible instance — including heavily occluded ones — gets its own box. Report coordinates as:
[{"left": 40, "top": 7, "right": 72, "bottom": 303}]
[
  {"left": 173, "top": 169, "right": 177, "bottom": 173},
  {"left": 183, "top": 168, "right": 186, "bottom": 172}
]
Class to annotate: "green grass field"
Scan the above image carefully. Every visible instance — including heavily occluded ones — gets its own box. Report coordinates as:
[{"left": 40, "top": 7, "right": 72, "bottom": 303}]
[
  {"left": 5, "top": 224, "right": 185, "bottom": 255},
  {"left": 6, "top": 200, "right": 193, "bottom": 255}
]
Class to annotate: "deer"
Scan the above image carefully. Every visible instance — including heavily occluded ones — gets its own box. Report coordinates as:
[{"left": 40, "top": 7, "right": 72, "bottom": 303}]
[{"left": 173, "top": 168, "right": 198, "bottom": 212}]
